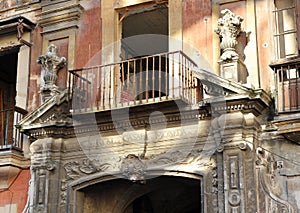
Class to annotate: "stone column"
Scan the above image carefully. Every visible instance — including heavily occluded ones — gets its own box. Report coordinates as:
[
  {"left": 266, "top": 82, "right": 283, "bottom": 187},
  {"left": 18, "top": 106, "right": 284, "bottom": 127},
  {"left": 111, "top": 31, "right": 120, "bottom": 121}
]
[{"left": 23, "top": 138, "right": 63, "bottom": 213}]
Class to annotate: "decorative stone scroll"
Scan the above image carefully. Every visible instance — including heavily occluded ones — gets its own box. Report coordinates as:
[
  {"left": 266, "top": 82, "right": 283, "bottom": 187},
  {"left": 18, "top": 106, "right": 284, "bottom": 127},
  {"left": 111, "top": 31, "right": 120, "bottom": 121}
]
[
  {"left": 37, "top": 44, "right": 66, "bottom": 102},
  {"left": 256, "top": 148, "right": 296, "bottom": 212}
]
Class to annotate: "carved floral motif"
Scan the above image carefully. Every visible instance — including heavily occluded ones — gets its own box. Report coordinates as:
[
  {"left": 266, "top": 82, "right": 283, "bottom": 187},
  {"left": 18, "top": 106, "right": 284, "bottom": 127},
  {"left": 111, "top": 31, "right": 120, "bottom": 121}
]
[{"left": 215, "top": 9, "right": 244, "bottom": 61}]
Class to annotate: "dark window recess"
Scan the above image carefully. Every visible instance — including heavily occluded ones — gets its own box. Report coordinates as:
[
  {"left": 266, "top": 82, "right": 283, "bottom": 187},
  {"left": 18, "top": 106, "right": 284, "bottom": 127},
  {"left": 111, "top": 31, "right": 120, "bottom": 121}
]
[{"left": 0, "top": 49, "right": 26, "bottom": 150}]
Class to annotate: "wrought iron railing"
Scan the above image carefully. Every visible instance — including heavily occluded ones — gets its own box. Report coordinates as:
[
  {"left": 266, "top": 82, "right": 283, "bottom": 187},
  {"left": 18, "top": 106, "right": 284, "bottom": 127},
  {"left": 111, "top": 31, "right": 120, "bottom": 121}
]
[
  {"left": 0, "top": 106, "right": 27, "bottom": 150},
  {"left": 69, "top": 51, "right": 203, "bottom": 113},
  {"left": 271, "top": 57, "right": 300, "bottom": 112}
]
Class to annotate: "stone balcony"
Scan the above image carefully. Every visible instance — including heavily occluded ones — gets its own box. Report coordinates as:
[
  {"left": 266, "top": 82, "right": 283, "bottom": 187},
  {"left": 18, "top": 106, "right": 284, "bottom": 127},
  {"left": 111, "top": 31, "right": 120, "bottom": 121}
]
[
  {"left": 270, "top": 57, "right": 300, "bottom": 144},
  {"left": 68, "top": 51, "right": 203, "bottom": 114}
]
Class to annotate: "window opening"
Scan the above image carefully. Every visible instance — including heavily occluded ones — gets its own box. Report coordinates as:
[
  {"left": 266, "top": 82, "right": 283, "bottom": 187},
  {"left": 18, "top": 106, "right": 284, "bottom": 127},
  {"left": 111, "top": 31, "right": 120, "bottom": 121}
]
[
  {"left": 273, "top": 0, "right": 299, "bottom": 59},
  {"left": 119, "top": 4, "right": 169, "bottom": 101},
  {"left": 0, "top": 48, "right": 19, "bottom": 148}
]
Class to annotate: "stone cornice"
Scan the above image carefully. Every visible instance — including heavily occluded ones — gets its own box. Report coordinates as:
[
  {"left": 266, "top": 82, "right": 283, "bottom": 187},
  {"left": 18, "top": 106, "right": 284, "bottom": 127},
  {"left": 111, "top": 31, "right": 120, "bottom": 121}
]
[
  {"left": 37, "top": 0, "right": 83, "bottom": 34},
  {"left": 22, "top": 93, "right": 270, "bottom": 140},
  {"left": 0, "top": 150, "right": 31, "bottom": 169},
  {"left": 17, "top": 91, "right": 68, "bottom": 130},
  {"left": 272, "top": 112, "right": 300, "bottom": 144},
  {"left": 192, "top": 68, "right": 250, "bottom": 95}
]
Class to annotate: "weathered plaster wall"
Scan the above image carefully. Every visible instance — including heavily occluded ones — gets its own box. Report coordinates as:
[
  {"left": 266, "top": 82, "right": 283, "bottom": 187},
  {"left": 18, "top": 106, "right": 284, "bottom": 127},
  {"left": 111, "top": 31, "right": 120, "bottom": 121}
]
[
  {"left": 28, "top": 26, "right": 44, "bottom": 111},
  {"left": 0, "top": 170, "right": 30, "bottom": 213},
  {"left": 76, "top": 0, "right": 102, "bottom": 68},
  {"left": 182, "top": 0, "right": 214, "bottom": 72}
]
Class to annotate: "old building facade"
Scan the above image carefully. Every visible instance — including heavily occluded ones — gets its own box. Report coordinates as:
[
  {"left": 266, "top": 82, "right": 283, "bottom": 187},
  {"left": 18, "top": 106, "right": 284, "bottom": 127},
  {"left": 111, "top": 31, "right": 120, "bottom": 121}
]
[{"left": 0, "top": 0, "right": 299, "bottom": 212}]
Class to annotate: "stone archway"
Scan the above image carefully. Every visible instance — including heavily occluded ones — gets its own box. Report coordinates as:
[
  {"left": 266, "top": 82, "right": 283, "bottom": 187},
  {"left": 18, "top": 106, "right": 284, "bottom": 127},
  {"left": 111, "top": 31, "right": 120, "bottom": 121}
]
[{"left": 77, "top": 175, "right": 202, "bottom": 213}]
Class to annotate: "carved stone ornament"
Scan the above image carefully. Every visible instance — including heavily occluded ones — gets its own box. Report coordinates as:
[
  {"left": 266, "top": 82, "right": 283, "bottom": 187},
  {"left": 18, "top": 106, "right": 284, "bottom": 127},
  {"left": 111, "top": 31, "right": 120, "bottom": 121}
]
[
  {"left": 256, "top": 148, "right": 296, "bottom": 212},
  {"left": 64, "top": 159, "right": 111, "bottom": 180},
  {"left": 31, "top": 160, "right": 56, "bottom": 171},
  {"left": 120, "top": 154, "right": 146, "bottom": 183},
  {"left": 215, "top": 9, "right": 243, "bottom": 61},
  {"left": 37, "top": 44, "right": 66, "bottom": 102}
]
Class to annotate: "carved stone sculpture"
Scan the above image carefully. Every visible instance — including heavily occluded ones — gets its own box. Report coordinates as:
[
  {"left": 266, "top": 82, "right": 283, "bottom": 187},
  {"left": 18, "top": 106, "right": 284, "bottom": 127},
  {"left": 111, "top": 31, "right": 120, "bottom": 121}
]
[
  {"left": 37, "top": 44, "right": 66, "bottom": 102},
  {"left": 215, "top": 9, "right": 248, "bottom": 84},
  {"left": 215, "top": 9, "right": 243, "bottom": 61},
  {"left": 120, "top": 154, "right": 146, "bottom": 183}
]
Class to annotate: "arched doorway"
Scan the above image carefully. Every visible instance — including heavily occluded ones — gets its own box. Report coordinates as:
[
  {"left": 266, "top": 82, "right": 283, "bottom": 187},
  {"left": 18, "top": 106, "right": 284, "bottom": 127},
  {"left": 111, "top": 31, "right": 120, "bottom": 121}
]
[{"left": 80, "top": 176, "right": 202, "bottom": 213}]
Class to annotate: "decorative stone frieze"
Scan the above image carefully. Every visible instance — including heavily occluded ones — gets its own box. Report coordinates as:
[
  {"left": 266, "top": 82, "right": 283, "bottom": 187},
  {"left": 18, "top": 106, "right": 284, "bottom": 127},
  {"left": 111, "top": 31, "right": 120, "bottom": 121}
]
[{"left": 37, "top": 44, "right": 66, "bottom": 102}]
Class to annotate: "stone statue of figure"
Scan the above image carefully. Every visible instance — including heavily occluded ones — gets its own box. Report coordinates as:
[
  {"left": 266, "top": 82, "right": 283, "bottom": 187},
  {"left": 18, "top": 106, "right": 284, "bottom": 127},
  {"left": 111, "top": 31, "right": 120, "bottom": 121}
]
[
  {"left": 215, "top": 9, "right": 244, "bottom": 61},
  {"left": 37, "top": 44, "right": 66, "bottom": 90}
]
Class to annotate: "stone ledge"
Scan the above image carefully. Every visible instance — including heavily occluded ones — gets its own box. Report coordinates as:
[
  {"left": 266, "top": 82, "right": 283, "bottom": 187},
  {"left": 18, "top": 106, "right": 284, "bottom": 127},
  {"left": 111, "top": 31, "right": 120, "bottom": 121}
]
[
  {"left": 0, "top": 151, "right": 30, "bottom": 191},
  {"left": 0, "top": 150, "right": 31, "bottom": 169}
]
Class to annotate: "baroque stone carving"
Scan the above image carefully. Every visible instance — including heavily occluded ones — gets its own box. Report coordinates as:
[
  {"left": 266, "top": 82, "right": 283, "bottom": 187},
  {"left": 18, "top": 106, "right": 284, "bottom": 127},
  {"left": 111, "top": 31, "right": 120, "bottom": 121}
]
[
  {"left": 228, "top": 190, "right": 241, "bottom": 206},
  {"left": 31, "top": 160, "right": 56, "bottom": 171},
  {"left": 210, "top": 166, "right": 219, "bottom": 212},
  {"left": 215, "top": 9, "right": 243, "bottom": 61},
  {"left": 37, "top": 44, "right": 66, "bottom": 102},
  {"left": 64, "top": 159, "right": 111, "bottom": 180},
  {"left": 120, "top": 154, "right": 146, "bottom": 183},
  {"left": 256, "top": 148, "right": 296, "bottom": 213}
]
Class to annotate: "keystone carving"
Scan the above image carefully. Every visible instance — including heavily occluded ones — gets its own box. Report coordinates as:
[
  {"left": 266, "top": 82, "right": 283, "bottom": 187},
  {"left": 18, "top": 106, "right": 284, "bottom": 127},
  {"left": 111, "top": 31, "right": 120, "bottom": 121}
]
[
  {"left": 37, "top": 44, "right": 66, "bottom": 102},
  {"left": 120, "top": 154, "right": 146, "bottom": 183},
  {"left": 215, "top": 9, "right": 243, "bottom": 61}
]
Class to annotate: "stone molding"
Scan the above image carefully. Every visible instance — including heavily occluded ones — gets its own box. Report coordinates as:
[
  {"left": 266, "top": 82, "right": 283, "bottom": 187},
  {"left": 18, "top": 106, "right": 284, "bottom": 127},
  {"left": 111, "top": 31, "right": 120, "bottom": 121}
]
[{"left": 37, "top": 0, "right": 83, "bottom": 34}]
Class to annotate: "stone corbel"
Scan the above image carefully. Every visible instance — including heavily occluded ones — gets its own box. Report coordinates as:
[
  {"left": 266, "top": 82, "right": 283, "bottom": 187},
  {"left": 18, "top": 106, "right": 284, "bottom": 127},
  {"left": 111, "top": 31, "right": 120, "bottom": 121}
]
[{"left": 17, "top": 18, "right": 33, "bottom": 47}]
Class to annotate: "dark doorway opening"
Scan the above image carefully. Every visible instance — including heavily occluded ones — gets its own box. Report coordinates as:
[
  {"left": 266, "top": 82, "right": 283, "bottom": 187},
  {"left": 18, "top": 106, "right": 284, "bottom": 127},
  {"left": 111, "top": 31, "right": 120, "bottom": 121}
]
[{"left": 81, "top": 176, "right": 202, "bottom": 213}]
